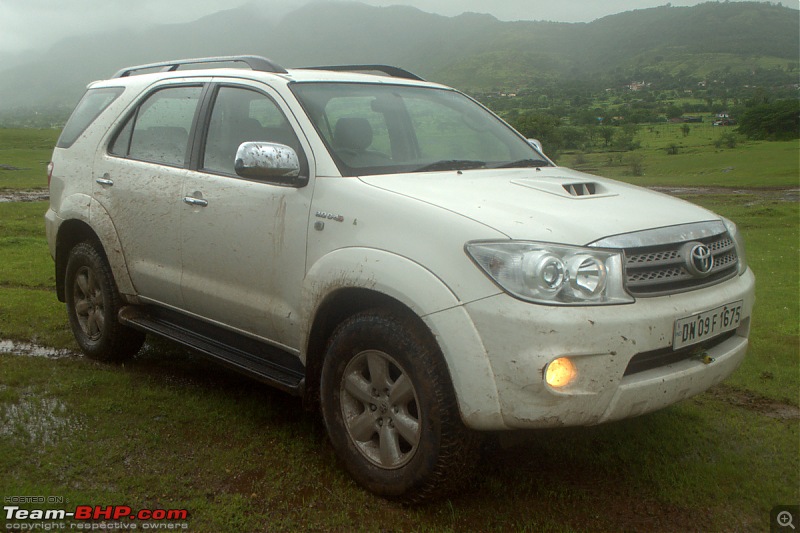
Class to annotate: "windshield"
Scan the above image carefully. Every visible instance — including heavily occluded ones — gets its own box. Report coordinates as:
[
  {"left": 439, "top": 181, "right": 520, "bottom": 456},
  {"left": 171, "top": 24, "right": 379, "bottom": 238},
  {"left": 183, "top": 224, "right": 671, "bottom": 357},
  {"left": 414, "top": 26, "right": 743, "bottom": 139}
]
[{"left": 291, "top": 83, "right": 551, "bottom": 176}]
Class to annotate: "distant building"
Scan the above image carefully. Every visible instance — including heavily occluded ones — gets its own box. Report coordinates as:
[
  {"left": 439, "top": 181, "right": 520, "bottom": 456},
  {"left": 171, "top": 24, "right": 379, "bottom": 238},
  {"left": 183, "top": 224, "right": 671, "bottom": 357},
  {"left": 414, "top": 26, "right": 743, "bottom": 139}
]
[
  {"left": 670, "top": 116, "right": 704, "bottom": 123},
  {"left": 713, "top": 114, "right": 736, "bottom": 126},
  {"left": 626, "top": 81, "right": 648, "bottom": 91}
]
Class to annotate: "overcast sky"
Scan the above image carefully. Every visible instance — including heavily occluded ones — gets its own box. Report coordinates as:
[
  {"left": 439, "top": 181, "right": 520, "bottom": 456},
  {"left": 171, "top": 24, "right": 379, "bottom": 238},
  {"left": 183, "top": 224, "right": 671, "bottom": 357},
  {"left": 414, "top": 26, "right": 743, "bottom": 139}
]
[{"left": 0, "top": 0, "right": 793, "bottom": 56}]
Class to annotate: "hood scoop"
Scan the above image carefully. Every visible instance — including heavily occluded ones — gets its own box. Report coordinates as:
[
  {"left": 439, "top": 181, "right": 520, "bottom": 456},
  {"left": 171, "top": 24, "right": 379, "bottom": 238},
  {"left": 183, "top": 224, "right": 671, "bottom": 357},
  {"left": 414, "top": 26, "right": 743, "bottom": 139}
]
[
  {"left": 512, "top": 178, "right": 618, "bottom": 199},
  {"left": 563, "top": 182, "right": 597, "bottom": 196}
]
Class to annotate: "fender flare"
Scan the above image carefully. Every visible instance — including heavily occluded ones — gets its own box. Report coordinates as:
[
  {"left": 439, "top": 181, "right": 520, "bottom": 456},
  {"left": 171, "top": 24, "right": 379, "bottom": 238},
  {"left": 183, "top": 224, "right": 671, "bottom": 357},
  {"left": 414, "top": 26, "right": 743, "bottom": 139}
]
[
  {"left": 55, "top": 193, "right": 137, "bottom": 299},
  {"left": 301, "top": 247, "right": 505, "bottom": 429},
  {"left": 88, "top": 198, "right": 136, "bottom": 298}
]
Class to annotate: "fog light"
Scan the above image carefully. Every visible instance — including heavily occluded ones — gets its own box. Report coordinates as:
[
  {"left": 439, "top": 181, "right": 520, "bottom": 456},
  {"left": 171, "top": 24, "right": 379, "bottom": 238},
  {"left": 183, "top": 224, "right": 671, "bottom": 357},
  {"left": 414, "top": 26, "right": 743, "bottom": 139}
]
[{"left": 545, "top": 357, "right": 577, "bottom": 388}]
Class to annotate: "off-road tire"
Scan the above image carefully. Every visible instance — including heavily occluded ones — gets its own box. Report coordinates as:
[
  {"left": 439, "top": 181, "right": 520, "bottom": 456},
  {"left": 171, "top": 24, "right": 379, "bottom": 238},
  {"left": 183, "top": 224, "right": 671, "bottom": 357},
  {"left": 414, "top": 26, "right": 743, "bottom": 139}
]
[
  {"left": 64, "top": 241, "right": 145, "bottom": 361},
  {"left": 320, "top": 309, "right": 480, "bottom": 503}
]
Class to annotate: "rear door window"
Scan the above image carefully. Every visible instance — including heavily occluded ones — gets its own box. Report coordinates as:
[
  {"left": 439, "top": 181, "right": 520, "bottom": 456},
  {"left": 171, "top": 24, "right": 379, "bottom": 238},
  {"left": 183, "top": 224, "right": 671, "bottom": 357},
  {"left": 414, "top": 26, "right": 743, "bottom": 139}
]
[{"left": 110, "top": 86, "right": 203, "bottom": 167}]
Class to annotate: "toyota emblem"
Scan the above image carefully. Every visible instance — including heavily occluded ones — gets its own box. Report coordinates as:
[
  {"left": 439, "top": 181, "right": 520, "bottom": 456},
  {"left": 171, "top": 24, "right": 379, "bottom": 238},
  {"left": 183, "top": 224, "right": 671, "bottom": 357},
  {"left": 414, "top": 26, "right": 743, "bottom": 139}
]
[{"left": 683, "top": 243, "right": 714, "bottom": 277}]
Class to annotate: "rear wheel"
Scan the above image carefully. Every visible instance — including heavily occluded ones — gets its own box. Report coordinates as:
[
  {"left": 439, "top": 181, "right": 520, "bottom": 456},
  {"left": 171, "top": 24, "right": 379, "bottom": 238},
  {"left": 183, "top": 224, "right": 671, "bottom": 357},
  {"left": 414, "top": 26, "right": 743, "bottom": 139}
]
[
  {"left": 320, "top": 309, "right": 479, "bottom": 502},
  {"left": 64, "top": 241, "right": 145, "bottom": 361}
]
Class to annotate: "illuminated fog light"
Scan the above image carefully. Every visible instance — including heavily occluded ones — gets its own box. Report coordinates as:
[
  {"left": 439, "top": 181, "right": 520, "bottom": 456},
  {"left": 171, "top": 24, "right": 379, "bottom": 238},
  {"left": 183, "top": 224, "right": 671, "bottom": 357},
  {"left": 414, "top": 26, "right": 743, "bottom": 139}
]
[
  {"left": 567, "top": 255, "right": 608, "bottom": 298},
  {"left": 545, "top": 357, "right": 577, "bottom": 389}
]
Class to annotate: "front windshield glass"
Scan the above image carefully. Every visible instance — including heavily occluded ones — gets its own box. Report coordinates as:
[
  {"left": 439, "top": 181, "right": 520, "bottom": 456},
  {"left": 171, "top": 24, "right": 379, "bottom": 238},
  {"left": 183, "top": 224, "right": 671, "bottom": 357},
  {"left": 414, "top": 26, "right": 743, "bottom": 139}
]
[{"left": 291, "top": 82, "right": 550, "bottom": 176}]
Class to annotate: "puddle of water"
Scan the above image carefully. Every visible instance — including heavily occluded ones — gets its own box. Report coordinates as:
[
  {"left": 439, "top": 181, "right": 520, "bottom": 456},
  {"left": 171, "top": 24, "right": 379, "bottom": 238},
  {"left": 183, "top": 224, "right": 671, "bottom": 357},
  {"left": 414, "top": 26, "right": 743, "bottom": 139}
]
[
  {"left": 0, "top": 190, "right": 50, "bottom": 203},
  {"left": 0, "top": 395, "right": 84, "bottom": 447},
  {"left": 0, "top": 339, "right": 77, "bottom": 358}
]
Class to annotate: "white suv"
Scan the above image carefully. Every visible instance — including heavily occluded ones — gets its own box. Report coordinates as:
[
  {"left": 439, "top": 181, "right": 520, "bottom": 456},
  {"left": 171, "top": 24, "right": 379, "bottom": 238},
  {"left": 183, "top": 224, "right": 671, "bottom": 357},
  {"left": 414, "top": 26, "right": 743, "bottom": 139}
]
[{"left": 46, "top": 56, "right": 755, "bottom": 502}]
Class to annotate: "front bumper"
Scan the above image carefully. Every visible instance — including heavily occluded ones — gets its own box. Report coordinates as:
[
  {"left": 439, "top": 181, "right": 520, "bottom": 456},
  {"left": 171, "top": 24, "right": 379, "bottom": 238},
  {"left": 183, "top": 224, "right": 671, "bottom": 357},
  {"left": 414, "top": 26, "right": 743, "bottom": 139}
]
[{"left": 455, "top": 268, "right": 755, "bottom": 430}]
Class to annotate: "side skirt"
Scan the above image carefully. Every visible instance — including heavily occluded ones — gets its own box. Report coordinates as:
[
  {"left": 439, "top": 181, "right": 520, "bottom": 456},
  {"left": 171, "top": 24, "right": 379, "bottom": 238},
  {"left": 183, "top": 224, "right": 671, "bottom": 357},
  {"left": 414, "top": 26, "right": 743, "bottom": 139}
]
[{"left": 118, "top": 306, "right": 305, "bottom": 395}]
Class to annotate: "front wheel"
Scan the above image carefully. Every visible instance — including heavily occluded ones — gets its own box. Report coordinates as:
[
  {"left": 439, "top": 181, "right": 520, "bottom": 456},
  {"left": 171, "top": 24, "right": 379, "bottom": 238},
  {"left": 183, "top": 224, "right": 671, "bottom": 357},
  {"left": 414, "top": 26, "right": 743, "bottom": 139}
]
[
  {"left": 320, "top": 309, "right": 479, "bottom": 502},
  {"left": 64, "top": 241, "right": 145, "bottom": 361}
]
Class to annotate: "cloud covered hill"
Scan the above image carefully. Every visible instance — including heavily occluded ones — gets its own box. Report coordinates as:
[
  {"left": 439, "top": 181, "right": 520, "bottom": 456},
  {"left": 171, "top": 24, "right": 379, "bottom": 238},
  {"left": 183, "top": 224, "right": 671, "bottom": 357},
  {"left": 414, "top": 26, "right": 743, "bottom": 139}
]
[{"left": 0, "top": 1, "right": 796, "bottom": 112}]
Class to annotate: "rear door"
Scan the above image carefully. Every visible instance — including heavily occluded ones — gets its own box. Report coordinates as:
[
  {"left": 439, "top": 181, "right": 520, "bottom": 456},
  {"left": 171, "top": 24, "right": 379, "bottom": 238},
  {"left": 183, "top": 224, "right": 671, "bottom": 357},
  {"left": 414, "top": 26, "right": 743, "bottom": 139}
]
[{"left": 93, "top": 82, "right": 206, "bottom": 307}]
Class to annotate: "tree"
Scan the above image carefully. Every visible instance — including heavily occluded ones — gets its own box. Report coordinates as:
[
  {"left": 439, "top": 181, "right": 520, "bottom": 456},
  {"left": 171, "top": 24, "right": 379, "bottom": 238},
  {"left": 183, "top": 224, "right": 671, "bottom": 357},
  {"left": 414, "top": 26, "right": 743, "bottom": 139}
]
[
  {"left": 599, "top": 126, "right": 615, "bottom": 148},
  {"left": 715, "top": 132, "right": 739, "bottom": 149},
  {"left": 737, "top": 100, "right": 800, "bottom": 141},
  {"left": 665, "top": 105, "right": 683, "bottom": 120},
  {"left": 628, "top": 154, "right": 645, "bottom": 176},
  {"left": 560, "top": 126, "right": 589, "bottom": 150},
  {"left": 511, "top": 113, "right": 564, "bottom": 160}
]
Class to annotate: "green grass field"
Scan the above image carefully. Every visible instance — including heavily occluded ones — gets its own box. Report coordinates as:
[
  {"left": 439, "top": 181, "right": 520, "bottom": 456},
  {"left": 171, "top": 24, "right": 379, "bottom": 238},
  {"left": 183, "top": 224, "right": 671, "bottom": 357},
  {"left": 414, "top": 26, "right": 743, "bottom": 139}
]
[
  {"left": 0, "top": 128, "right": 60, "bottom": 190},
  {"left": 566, "top": 121, "right": 799, "bottom": 188},
  {"left": 0, "top": 129, "right": 797, "bottom": 531}
]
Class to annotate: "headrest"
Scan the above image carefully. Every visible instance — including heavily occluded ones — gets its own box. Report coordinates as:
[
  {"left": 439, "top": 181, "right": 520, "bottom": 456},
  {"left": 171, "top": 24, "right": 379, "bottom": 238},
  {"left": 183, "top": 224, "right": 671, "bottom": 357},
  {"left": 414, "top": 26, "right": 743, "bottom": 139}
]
[{"left": 334, "top": 117, "right": 373, "bottom": 151}]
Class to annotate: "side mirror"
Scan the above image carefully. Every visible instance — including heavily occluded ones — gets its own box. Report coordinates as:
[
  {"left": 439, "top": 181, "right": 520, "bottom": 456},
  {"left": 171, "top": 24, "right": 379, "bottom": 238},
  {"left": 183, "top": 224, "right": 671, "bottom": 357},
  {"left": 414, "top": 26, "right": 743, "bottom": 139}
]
[
  {"left": 527, "top": 138, "right": 543, "bottom": 153},
  {"left": 234, "top": 142, "right": 306, "bottom": 186}
]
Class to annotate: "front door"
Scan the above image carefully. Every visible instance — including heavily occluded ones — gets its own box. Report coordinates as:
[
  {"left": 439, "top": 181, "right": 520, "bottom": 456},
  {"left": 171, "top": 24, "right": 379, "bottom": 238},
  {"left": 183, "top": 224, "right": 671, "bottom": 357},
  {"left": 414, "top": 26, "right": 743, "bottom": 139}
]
[{"left": 179, "top": 84, "right": 313, "bottom": 349}]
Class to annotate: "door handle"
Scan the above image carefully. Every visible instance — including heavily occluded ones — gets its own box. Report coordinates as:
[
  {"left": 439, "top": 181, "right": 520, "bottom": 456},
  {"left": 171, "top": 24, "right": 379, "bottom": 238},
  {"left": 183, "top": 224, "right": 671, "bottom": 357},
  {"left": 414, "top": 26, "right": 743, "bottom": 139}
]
[
  {"left": 183, "top": 197, "right": 208, "bottom": 207},
  {"left": 95, "top": 175, "right": 114, "bottom": 186}
]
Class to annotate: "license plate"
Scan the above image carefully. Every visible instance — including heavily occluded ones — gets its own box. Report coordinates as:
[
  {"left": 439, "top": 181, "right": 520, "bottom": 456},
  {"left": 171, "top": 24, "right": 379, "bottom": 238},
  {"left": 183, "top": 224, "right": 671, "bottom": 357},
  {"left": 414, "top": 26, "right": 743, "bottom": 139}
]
[{"left": 673, "top": 300, "right": 743, "bottom": 350}]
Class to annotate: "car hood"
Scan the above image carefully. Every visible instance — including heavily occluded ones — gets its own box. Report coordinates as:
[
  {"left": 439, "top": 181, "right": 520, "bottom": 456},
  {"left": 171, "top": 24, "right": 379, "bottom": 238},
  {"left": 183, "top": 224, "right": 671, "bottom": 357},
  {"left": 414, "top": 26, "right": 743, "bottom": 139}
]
[{"left": 359, "top": 167, "right": 720, "bottom": 245}]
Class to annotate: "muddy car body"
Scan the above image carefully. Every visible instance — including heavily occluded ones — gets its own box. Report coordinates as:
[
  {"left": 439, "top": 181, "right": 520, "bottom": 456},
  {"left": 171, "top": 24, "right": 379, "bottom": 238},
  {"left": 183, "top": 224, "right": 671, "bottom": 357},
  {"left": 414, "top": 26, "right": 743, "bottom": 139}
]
[{"left": 46, "top": 56, "right": 755, "bottom": 501}]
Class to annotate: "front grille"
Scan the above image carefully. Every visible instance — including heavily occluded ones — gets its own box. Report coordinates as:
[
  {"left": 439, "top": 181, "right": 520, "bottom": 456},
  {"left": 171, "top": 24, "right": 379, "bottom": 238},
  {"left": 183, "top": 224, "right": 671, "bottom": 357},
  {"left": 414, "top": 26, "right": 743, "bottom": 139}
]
[{"left": 623, "top": 232, "right": 738, "bottom": 297}]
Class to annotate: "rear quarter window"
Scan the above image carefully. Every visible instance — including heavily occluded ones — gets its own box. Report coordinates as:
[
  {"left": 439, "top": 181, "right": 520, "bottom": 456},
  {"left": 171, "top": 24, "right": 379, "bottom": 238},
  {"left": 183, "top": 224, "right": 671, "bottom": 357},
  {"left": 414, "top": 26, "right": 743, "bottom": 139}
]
[{"left": 56, "top": 87, "right": 124, "bottom": 149}]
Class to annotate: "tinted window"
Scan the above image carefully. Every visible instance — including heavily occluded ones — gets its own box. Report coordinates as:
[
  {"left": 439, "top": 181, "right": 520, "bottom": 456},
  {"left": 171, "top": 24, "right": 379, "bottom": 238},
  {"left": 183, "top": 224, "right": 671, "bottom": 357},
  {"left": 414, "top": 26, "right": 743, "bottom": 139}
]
[
  {"left": 111, "top": 86, "right": 202, "bottom": 167},
  {"left": 202, "top": 86, "right": 301, "bottom": 175},
  {"left": 57, "top": 88, "right": 124, "bottom": 149}
]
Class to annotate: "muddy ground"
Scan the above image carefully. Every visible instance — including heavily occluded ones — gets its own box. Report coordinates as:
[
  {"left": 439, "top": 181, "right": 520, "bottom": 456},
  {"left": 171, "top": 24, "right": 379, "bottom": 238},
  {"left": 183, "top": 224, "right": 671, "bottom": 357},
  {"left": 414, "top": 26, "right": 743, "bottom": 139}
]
[
  {"left": 649, "top": 185, "right": 799, "bottom": 203},
  {"left": 0, "top": 189, "right": 50, "bottom": 202}
]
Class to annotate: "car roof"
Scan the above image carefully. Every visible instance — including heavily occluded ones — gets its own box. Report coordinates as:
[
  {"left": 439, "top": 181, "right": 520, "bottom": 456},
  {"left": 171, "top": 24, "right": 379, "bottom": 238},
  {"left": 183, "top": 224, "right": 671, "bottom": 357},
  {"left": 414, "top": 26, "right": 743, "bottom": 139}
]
[
  {"left": 94, "top": 55, "right": 444, "bottom": 90},
  {"left": 89, "top": 67, "right": 448, "bottom": 94}
]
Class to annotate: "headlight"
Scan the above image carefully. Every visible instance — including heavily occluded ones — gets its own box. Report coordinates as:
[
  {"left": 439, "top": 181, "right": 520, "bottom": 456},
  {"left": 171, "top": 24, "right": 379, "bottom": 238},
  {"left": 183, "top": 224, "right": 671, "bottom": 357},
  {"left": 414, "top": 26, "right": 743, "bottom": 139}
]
[
  {"left": 722, "top": 217, "right": 748, "bottom": 275},
  {"left": 466, "top": 241, "right": 634, "bottom": 305}
]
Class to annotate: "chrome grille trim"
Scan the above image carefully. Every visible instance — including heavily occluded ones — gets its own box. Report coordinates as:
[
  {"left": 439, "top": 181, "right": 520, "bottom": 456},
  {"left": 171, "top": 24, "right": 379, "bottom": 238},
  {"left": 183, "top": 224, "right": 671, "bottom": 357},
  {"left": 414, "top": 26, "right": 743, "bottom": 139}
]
[
  {"left": 589, "top": 221, "right": 739, "bottom": 297},
  {"left": 591, "top": 220, "right": 726, "bottom": 249}
]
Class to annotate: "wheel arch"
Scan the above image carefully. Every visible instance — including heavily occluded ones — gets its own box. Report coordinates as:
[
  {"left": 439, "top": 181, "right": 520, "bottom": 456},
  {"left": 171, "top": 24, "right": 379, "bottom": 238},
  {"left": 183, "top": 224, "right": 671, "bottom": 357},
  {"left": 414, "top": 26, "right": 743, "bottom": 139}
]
[
  {"left": 303, "top": 287, "right": 422, "bottom": 411},
  {"left": 300, "top": 248, "right": 504, "bottom": 428},
  {"left": 55, "top": 199, "right": 136, "bottom": 302},
  {"left": 55, "top": 219, "right": 99, "bottom": 302}
]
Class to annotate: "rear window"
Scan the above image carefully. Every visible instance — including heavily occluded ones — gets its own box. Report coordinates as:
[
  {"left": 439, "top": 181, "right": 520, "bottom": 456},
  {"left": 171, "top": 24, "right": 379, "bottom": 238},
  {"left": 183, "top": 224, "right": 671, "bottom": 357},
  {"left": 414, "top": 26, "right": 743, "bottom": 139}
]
[{"left": 56, "top": 87, "right": 124, "bottom": 149}]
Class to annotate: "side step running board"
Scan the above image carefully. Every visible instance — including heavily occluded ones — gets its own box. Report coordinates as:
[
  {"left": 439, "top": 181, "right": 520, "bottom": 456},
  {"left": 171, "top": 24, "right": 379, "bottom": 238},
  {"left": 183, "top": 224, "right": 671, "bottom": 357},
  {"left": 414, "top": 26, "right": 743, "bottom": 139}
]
[{"left": 119, "top": 306, "right": 305, "bottom": 395}]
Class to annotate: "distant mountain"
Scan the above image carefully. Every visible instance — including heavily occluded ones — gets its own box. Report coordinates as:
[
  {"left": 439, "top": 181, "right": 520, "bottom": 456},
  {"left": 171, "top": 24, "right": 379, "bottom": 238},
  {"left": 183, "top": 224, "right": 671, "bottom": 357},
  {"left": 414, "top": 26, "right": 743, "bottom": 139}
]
[{"left": 0, "top": 1, "right": 796, "bottom": 112}]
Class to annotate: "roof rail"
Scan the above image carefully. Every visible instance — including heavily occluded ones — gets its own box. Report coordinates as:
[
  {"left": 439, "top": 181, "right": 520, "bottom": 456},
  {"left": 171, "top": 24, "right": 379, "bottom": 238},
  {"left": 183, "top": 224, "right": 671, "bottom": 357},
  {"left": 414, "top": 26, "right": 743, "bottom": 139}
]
[
  {"left": 112, "top": 55, "right": 288, "bottom": 78},
  {"left": 299, "top": 65, "right": 425, "bottom": 81}
]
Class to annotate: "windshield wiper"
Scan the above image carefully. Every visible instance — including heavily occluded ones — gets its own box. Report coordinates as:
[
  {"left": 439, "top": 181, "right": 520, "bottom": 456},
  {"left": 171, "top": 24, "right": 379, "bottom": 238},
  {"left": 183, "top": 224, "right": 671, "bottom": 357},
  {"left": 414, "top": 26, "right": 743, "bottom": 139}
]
[
  {"left": 413, "top": 160, "right": 486, "bottom": 173},
  {"left": 494, "top": 159, "right": 552, "bottom": 169}
]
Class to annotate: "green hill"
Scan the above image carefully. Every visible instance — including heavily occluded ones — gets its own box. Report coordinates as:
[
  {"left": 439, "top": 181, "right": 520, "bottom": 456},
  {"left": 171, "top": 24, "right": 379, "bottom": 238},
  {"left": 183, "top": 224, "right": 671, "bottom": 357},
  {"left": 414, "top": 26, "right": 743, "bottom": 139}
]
[{"left": 0, "top": 1, "right": 796, "bottom": 115}]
